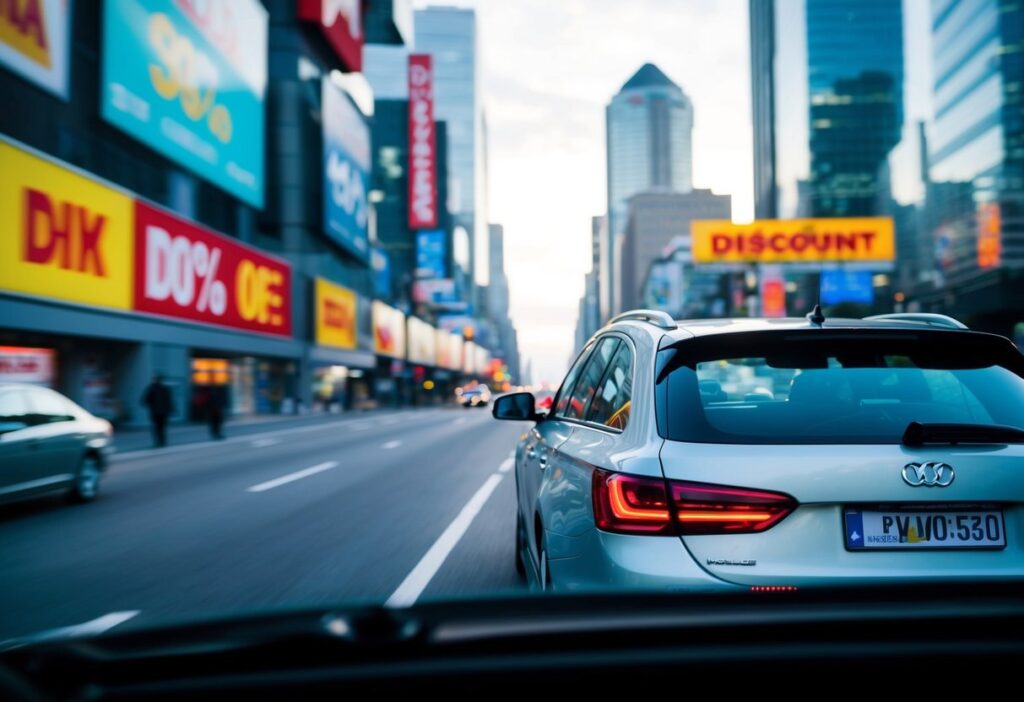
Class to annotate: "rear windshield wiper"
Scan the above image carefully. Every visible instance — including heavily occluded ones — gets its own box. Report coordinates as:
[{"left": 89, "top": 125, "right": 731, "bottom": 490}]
[{"left": 902, "top": 421, "right": 1024, "bottom": 446}]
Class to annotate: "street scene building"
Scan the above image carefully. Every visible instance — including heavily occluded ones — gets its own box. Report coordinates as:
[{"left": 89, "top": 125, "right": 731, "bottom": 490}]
[{"left": 0, "top": 2, "right": 519, "bottom": 426}]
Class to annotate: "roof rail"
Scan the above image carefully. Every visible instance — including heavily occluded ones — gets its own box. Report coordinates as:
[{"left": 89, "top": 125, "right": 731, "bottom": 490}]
[
  {"left": 864, "top": 313, "right": 968, "bottom": 330},
  {"left": 607, "top": 309, "right": 677, "bottom": 330}
]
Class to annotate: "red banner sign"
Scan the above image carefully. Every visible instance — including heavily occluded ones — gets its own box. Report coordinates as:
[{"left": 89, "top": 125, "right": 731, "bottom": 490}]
[
  {"left": 298, "top": 0, "right": 363, "bottom": 72},
  {"left": 133, "top": 201, "right": 292, "bottom": 337},
  {"left": 408, "top": 54, "right": 438, "bottom": 229}
]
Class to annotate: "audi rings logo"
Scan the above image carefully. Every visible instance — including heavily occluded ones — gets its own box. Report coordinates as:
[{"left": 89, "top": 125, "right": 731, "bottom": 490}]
[{"left": 902, "top": 462, "right": 955, "bottom": 487}]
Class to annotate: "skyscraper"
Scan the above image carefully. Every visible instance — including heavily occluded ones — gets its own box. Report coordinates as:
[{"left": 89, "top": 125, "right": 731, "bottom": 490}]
[
  {"left": 918, "top": 0, "right": 1023, "bottom": 329},
  {"left": 414, "top": 7, "right": 487, "bottom": 288},
  {"left": 750, "top": 0, "right": 778, "bottom": 219},
  {"left": 605, "top": 63, "right": 694, "bottom": 317},
  {"left": 805, "top": 0, "right": 904, "bottom": 217}
]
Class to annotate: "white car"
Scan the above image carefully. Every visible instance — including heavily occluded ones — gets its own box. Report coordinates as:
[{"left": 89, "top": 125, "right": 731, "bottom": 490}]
[
  {"left": 458, "top": 386, "right": 491, "bottom": 408},
  {"left": 493, "top": 310, "right": 1024, "bottom": 591}
]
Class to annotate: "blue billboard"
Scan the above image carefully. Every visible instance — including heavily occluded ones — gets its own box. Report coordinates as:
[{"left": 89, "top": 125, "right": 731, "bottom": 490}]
[
  {"left": 820, "top": 269, "right": 874, "bottom": 305},
  {"left": 372, "top": 247, "right": 391, "bottom": 299},
  {"left": 415, "top": 229, "right": 447, "bottom": 279},
  {"left": 101, "top": 0, "right": 267, "bottom": 207},
  {"left": 322, "top": 78, "right": 371, "bottom": 263}
]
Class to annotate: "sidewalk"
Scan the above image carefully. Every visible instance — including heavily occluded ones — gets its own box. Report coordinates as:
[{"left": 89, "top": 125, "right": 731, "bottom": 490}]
[{"left": 112, "top": 407, "right": 413, "bottom": 454}]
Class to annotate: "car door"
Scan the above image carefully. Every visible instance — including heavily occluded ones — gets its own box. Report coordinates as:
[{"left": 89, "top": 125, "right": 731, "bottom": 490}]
[
  {"left": 519, "top": 341, "right": 594, "bottom": 553},
  {"left": 0, "top": 388, "right": 34, "bottom": 498},
  {"left": 524, "top": 338, "right": 620, "bottom": 563},
  {"left": 22, "top": 387, "right": 82, "bottom": 489}
]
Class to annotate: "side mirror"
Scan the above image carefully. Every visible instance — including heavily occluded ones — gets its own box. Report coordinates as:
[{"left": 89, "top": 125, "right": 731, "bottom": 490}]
[{"left": 492, "top": 392, "right": 539, "bottom": 421}]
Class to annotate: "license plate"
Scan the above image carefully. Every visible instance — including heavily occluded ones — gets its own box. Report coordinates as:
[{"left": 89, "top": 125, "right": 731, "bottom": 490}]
[{"left": 844, "top": 509, "right": 1006, "bottom": 550}]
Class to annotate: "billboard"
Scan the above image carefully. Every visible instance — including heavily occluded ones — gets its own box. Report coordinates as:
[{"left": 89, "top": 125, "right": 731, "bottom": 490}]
[
  {"left": 0, "top": 0, "right": 70, "bottom": 98},
  {"left": 406, "top": 316, "right": 437, "bottom": 366},
  {"left": 298, "top": 0, "right": 363, "bottom": 72},
  {"left": 820, "top": 269, "right": 874, "bottom": 305},
  {"left": 372, "top": 301, "right": 406, "bottom": 358},
  {"left": 101, "top": 0, "right": 267, "bottom": 207},
  {"left": 0, "top": 141, "right": 134, "bottom": 311},
  {"left": 435, "top": 329, "right": 460, "bottom": 370},
  {"left": 415, "top": 229, "right": 446, "bottom": 278},
  {"left": 133, "top": 201, "right": 292, "bottom": 337},
  {"left": 692, "top": 218, "right": 895, "bottom": 265},
  {"left": 407, "top": 54, "right": 437, "bottom": 228},
  {"left": 315, "top": 277, "right": 357, "bottom": 349},
  {"left": 322, "top": 78, "right": 370, "bottom": 262}
]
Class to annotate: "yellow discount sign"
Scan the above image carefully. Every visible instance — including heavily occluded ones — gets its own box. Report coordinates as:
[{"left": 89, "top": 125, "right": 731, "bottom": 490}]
[
  {"left": 692, "top": 218, "right": 895, "bottom": 264},
  {"left": 0, "top": 141, "right": 134, "bottom": 310},
  {"left": 315, "top": 278, "right": 358, "bottom": 350}
]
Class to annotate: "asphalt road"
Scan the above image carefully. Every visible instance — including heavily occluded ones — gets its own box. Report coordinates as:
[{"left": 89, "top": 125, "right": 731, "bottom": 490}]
[{"left": 0, "top": 407, "right": 527, "bottom": 640}]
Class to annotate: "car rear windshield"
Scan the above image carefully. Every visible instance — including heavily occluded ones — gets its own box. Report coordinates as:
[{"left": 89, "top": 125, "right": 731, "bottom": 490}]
[{"left": 656, "top": 330, "right": 1024, "bottom": 444}]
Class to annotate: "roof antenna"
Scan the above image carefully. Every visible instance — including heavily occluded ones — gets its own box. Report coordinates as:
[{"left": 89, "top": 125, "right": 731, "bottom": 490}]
[{"left": 806, "top": 288, "right": 825, "bottom": 327}]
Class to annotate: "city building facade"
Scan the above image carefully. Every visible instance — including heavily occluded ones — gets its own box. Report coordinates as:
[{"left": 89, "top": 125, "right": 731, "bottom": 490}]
[
  {"left": 619, "top": 190, "right": 732, "bottom": 312},
  {"left": 605, "top": 63, "right": 694, "bottom": 318}
]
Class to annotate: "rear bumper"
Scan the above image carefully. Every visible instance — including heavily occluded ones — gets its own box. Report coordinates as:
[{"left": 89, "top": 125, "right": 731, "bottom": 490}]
[{"left": 546, "top": 527, "right": 743, "bottom": 593}]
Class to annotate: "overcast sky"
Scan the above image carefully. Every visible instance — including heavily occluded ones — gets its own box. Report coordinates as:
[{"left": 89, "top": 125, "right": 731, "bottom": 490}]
[{"left": 417, "top": 0, "right": 932, "bottom": 386}]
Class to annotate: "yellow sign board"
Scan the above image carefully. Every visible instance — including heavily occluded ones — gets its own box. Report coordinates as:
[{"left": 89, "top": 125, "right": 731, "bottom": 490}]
[
  {"left": 691, "top": 218, "right": 895, "bottom": 264},
  {"left": 0, "top": 142, "right": 134, "bottom": 310},
  {"left": 314, "top": 277, "right": 357, "bottom": 350}
]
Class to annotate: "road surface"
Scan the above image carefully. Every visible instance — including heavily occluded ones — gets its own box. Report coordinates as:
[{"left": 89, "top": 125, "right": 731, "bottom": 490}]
[{"left": 0, "top": 407, "right": 527, "bottom": 640}]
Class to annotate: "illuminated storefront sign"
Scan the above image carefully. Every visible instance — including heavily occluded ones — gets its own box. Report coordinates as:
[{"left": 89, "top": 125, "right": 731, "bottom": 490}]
[
  {"left": 977, "top": 202, "right": 1001, "bottom": 269},
  {"left": 0, "top": 346, "right": 56, "bottom": 385},
  {"left": 0, "top": 0, "right": 71, "bottom": 98},
  {"left": 406, "top": 316, "right": 437, "bottom": 366},
  {"left": 133, "top": 202, "right": 291, "bottom": 337},
  {"left": 101, "top": 0, "right": 267, "bottom": 207},
  {"left": 372, "top": 301, "right": 406, "bottom": 359},
  {"left": 2, "top": 139, "right": 294, "bottom": 339},
  {"left": 692, "top": 218, "right": 895, "bottom": 265},
  {"left": 0, "top": 141, "right": 134, "bottom": 310},
  {"left": 315, "top": 277, "right": 357, "bottom": 350}
]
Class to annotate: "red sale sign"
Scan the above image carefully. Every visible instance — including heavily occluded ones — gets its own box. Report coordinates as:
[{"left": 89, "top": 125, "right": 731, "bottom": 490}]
[
  {"left": 133, "top": 202, "right": 292, "bottom": 337},
  {"left": 408, "top": 54, "right": 437, "bottom": 229}
]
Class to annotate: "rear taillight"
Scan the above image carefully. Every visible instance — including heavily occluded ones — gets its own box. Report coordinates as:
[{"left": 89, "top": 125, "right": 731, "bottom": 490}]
[
  {"left": 592, "top": 470, "right": 674, "bottom": 535},
  {"left": 670, "top": 481, "right": 795, "bottom": 535},
  {"left": 593, "top": 470, "right": 795, "bottom": 536}
]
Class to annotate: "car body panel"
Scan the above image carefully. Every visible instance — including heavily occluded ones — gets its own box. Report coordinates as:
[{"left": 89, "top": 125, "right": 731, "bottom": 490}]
[
  {"left": 507, "top": 315, "right": 1024, "bottom": 592},
  {"left": 0, "top": 384, "right": 112, "bottom": 504}
]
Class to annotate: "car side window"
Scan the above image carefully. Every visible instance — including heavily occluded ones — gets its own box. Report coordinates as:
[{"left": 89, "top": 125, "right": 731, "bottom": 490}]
[
  {"left": 25, "top": 388, "right": 75, "bottom": 424},
  {"left": 0, "top": 390, "right": 32, "bottom": 432},
  {"left": 564, "top": 338, "right": 620, "bottom": 420},
  {"left": 552, "top": 342, "right": 595, "bottom": 416},
  {"left": 587, "top": 343, "right": 634, "bottom": 430}
]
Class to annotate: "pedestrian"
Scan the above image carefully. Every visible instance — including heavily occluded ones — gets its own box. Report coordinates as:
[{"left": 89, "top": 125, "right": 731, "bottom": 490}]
[
  {"left": 141, "top": 373, "right": 173, "bottom": 447},
  {"left": 207, "top": 384, "right": 227, "bottom": 440}
]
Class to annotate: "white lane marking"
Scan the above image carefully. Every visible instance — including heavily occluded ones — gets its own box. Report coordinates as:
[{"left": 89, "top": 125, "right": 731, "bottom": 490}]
[
  {"left": 246, "top": 461, "right": 338, "bottom": 493},
  {"left": 381, "top": 440, "right": 402, "bottom": 450},
  {"left": 6, "top": 611, "right": 141, "bottom": 645},
  {"left": 386, "top": 473, "right": 505, "bottom": 608},
  {"left": 112, "top": 410, "right": 439, "bottom": 462},
  {"left": 498, "top": 457, "right": 514, "bottom": 473},
  {"left": 250, "top": 437, "right": 280, "bottom": 448}
]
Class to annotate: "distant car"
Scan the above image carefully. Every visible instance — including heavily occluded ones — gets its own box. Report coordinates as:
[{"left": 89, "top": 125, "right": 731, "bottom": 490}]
[
  {"left": 0, "top": 383, "right": 113, "bottom": 504},
  {"left": 494, "top": 310, "right": 1024, "bottom": 591},
  {"left": 458, "top": 386, "right": 492, "bottom": 408}
]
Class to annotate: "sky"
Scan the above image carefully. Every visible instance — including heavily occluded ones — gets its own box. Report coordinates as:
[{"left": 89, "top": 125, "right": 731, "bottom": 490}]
[
  {"left": 459, "top": 0, "right": 755, "bottom": 385},
  {"left": 418, "top": 0, "right": 932, "bottom": 386}
]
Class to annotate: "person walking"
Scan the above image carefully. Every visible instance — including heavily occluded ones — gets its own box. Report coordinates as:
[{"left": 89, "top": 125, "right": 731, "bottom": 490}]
[
  {"left": 207, "top": 384, "right": 227, "bottom": 440},
  {"left": 141, "top": 374, "right": 173, "bottom": 447}
]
